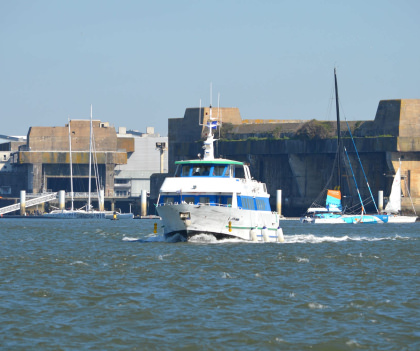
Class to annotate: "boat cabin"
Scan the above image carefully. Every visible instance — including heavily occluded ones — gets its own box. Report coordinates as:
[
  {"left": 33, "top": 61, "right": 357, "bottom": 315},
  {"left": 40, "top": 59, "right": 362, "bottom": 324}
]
[
  {"left": 157, "top": 159, "right": 271, "bottom": 211},
  {"left": 173, "top": 159, "right": 250, "bottom": 179}
]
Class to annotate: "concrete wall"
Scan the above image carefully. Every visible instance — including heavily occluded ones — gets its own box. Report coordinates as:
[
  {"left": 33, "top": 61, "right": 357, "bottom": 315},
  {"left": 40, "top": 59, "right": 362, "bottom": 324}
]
[
  {"left": 10, "top": 119, "right": 127, "bottom": 196},
  {"left": 27, "top": 120, "right": 118, "bottom": 152},
  {"left": 156, "top": 100, "right": 420, "bottom": 216}
]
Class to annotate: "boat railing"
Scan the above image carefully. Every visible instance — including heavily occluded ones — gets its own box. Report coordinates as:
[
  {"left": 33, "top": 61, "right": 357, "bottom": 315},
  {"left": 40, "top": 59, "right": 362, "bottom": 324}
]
[
  {"left": 196, "top": 202, "right": 232, "bottom": 208},
  {"left": 157, "top": 201, "right": 232, "bottom": 208}
]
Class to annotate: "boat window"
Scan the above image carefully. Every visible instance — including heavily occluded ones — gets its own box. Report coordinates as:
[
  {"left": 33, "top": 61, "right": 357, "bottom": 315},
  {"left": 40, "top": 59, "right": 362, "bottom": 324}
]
[
  {"left": 199, "top": 196, "right": 210, "bottom": 204},
  {"left": 184, "top": 196, "right": 195, "bottom": 204},
  {"left": 240, "top": 196, "right": 256, "bottom": 210},
  {"left": 174, "top": 165, "right": 181, "bottom": 177},
  {"left": 192, "top": 165, "right": 211, "bottom": 176},
  {"left": 226, "top": 197, "right": 232, "bottom": 205},
  {"left": 235, "top": 166, "right": 244, "bottom": 179},
  {"left": 164, "top": 196, "right": 175, "bottom": 204},
  {"left": 202, "top": 166, "right": 211, "bottom": 176},
  {"left": 256, "top": 199, "right": 268, "bottom": 211},
  {"left": 182, "top": 165, "right": 191, "bottom": 177},
  {"left": 213, "top": 165, "right": 227, "bottom": 176}
]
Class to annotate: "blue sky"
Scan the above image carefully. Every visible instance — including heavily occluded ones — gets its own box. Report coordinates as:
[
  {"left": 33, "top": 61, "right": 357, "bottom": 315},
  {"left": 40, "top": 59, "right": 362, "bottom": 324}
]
[{"left": 1, "top": 0, "right": 419, "bottom": 138}]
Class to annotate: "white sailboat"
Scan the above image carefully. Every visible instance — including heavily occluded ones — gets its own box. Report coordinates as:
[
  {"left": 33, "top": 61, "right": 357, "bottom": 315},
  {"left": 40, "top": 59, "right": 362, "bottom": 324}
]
[
  {"left": 300, "top": 69, "right": 388, "bottom": 224},
  {"left": 384, "top": 161, "right": 417, "bottom": 223},
  {"left": 44, "top": 107, "right": 133, "bottom": 219}
]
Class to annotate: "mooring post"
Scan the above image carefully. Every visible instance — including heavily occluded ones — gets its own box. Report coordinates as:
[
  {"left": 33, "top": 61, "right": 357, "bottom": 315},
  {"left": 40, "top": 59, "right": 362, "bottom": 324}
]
[
  {"left": 20, "top": 190, "right": 26, "bottom": 216},
  {"left": 141, "top": 189, "right": 147, "bottom": 217},
  {"left": 378, "top": 190, "right": 383, "bottom": 212},
  {"left": 276, "top": 189, "right": 282, "bottom": 216},
  {"left": 58, "top": 190, "right": 65, "bottom": 210},
  {"left": 99, "top": 189, "right": 105, "bottom": 211}
]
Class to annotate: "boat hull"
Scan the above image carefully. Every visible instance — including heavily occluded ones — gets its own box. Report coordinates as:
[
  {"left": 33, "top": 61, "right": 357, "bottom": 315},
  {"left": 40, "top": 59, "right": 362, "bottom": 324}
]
[
  {"left": 386, "top": 215, "right": 417, "bottom": 223},
  {"left": 156, "top": 203, "right": 281, "bottom": 242},
  {"left": 44, "top": 210, "right": 133, "bottom": 219},
  {"left": 304, "top": 214, "right": 389, "bottom": 224}
]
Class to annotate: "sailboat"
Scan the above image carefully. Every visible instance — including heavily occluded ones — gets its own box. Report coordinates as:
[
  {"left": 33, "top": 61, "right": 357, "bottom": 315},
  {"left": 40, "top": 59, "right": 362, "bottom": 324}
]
[
  {"left": 383, "top": 160, "right": 417, "bottom": 223},
  {"left": 44, "top": 107, "right": 133, "bottom": 219},
  {"left": 300, "top": 69, "right": 388, "bottom": 224}
]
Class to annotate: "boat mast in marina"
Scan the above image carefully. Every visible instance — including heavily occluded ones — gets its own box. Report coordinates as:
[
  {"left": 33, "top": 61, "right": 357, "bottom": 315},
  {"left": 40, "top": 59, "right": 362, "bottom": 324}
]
[{"left": 68, "top": 118, "right": 74, "bottom": 211}]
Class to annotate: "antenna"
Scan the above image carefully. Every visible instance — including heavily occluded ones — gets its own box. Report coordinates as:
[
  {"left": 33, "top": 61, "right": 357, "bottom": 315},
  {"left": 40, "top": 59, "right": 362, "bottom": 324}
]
[
  {"left": 199, "top": 99, "right": 202, "bottom": 125},
  {"left": 217, "top": 92, "right": 223, "bottom": 138},
  {"left": 217, "top": 92, "right": 220, "bottom": 120},
  {"left": 210, "top": 82, "right": 212, "bottom": 107}
]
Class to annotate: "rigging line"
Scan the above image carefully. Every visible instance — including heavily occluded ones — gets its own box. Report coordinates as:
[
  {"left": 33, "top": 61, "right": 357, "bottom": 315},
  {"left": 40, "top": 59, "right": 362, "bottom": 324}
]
[
  {"left": 306, "top": 150, "right": 340, "bottom": 211},
  {"left": 344, "top": 146, "right": 366, "bottom": 214},
  {"left": 343, "top": 117, "right": 379, "bottom": 213}
]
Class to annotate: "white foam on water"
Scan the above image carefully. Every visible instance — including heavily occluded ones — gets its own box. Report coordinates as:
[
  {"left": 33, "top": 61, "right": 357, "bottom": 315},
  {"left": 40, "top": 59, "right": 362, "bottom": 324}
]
[
  {"left": 189, "top": 233, "right": 218, "bottom": 243},
  {"left": 122, "top": 234, "right": 166, "bottom": 242},
  {"left": 124, "top": 232, "right": 412, "bottom": 244},
  {"left": 308, "top": 302, "right": 328, "bottom": 309},
  {"left": 122, "top": 236, "right": 140, "bottom": 242},
  {"left": 70, "top": 261, "right": 88, "bottom": 266},
  {"left": 221, "top": 272, "right": 233, "bottom": 279},
  {"left": 346, "top": 339, "right": 362, "bottom": 347},
  {"left": 189, "top": 234, "right": 246, "bottom": 244},
  {"left": 284, "top": 233, "right": 411, "bottom": 244},
  {"left": 157, "top": 254, "right": 172, "bottom": 260},
  {"left": 286, "top": 234, "right": 351, "bottom": 244},
  {"left": 296, "top": 257, "right": 309, "bottom": 263}
]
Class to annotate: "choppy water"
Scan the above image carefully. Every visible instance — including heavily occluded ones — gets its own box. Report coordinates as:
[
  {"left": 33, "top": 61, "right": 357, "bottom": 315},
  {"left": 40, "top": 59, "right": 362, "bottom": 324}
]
[{"left": 0, "top": 219, "right": 418, "bottom": 350}]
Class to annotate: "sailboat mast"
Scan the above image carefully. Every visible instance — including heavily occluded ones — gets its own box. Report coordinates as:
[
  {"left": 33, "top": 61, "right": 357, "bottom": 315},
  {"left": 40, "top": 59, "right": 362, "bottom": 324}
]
[
  {"left": 334, "top": 68, "right": 341, "bottom": 191},
  {"left": 68, "top": 118, "right": 74, "bottom": 211},
  {"left": 88, "top": 105, "right": 92, "bottom": 211}
]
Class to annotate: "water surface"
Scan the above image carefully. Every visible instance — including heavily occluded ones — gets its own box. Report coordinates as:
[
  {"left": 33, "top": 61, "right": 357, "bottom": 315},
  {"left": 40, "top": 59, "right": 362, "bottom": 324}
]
[{"left": 1, "top": 219, "right": 418, "bottom": 350}]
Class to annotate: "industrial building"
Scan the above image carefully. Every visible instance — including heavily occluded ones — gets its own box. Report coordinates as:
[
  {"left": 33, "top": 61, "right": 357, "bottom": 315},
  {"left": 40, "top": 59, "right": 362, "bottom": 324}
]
[
  {"left": 115, "top": 127, "right": 168, "bottom": 197},
  {"left": 151, "top": 100, "right": 420, "bottom": 217},
  {"left": 0, "top": 120, "right": 167, "bottom": 215}
]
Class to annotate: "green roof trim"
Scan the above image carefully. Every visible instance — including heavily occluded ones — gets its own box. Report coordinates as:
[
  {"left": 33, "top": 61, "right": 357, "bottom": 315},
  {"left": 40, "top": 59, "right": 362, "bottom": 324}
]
[{"left": 175, "top": 159, "right": 244, "bottom": 166}]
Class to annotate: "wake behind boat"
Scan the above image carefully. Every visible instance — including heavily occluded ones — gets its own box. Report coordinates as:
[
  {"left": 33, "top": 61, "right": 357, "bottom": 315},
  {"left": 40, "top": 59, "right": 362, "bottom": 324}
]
[{"left": 156, "top": 105, "right": 283, "bottom": 242}]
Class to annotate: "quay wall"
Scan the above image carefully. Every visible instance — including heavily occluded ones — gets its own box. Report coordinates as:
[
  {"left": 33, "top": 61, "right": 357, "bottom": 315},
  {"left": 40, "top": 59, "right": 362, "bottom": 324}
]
[{"left": 152, "top": 100, "right": 420, "bottom": 216}]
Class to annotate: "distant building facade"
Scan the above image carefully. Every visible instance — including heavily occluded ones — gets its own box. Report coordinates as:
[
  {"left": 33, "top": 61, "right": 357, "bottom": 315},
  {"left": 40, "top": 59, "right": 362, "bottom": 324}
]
[
  {"left": 115, "top": 127, "right": 168, "bottom": 196},
  {"left": 0, "top": 121, "right": 167, "bottom": 208}
]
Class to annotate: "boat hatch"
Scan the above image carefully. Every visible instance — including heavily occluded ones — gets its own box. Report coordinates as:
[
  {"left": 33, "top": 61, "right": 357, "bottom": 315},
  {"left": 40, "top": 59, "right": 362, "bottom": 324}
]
[{"left": 179, "top": 212, "right": 191, "bottom": 220}]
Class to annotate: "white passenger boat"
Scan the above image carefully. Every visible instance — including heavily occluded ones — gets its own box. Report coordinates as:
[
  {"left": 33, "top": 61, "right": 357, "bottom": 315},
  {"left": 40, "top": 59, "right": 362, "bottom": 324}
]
[{"left": 156, "top": 107, "right": 283, "bottom": 242}]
